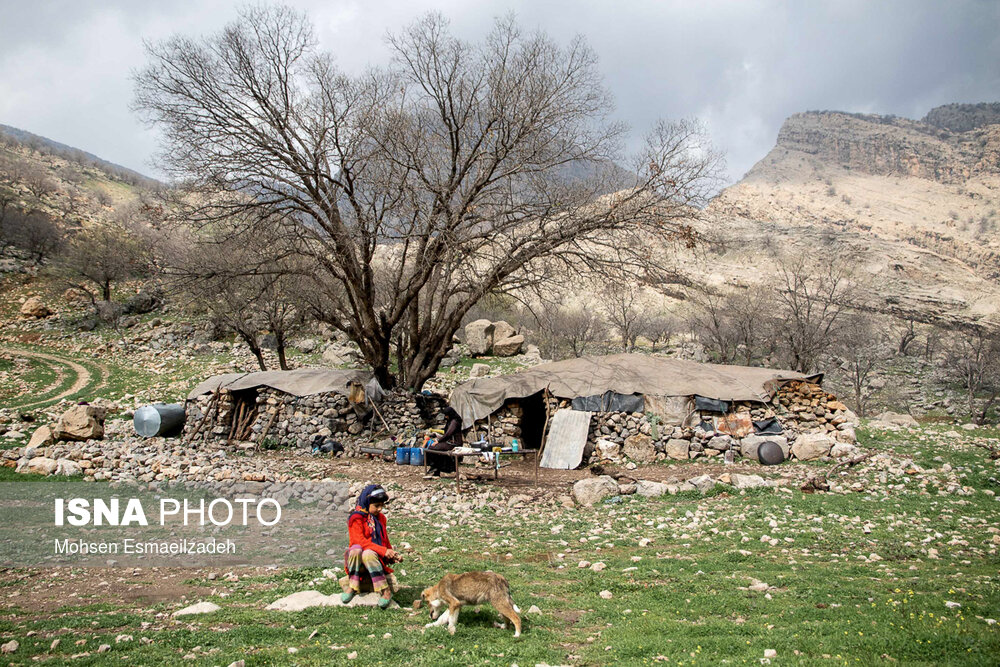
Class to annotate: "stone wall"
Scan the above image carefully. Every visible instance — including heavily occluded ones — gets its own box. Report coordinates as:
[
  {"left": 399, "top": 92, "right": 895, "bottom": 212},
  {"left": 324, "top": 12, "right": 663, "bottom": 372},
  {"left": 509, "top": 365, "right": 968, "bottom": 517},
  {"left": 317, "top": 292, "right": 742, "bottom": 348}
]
[
  {"left": 472, "top": 381, "right": 859, "bottom": 465},
  {"left": 183, "top": 388, "right": 450, "bottom": 451}
]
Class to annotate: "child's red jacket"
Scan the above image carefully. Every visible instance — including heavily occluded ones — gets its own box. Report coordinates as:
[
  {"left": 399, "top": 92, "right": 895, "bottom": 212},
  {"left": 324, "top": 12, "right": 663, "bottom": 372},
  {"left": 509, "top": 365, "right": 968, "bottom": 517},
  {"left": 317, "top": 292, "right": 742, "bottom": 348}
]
[{"left": 347, "top": 510, "right": 394, "bottom": 574}]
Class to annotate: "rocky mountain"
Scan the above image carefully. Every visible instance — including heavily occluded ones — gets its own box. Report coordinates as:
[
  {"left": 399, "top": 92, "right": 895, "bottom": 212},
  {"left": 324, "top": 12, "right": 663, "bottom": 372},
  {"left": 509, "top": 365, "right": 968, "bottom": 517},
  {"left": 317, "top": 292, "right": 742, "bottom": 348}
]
[{"left": 686, "top": 103, "right": 1000, "bottom": 328}]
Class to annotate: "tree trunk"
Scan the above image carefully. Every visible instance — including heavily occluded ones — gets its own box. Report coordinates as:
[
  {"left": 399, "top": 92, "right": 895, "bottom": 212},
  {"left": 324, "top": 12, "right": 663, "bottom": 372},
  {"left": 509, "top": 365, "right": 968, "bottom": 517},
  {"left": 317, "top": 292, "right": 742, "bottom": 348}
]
[
  {"left": 276, "top": 340, "right": 288, "bottom": 371},
  {"left": 102, "top": 281, "right": 111, "bottom": 302}
]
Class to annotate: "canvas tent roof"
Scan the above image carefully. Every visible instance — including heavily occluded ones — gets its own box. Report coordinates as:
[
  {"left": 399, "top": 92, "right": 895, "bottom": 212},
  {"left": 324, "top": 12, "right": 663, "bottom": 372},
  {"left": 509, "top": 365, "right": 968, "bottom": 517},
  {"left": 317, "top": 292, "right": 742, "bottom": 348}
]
[
  {"left": 187, "top": 368, "right": 371, "bottom": 401},
  {"left": 449, "top": 353, "right": 812, "bottom": 426}
]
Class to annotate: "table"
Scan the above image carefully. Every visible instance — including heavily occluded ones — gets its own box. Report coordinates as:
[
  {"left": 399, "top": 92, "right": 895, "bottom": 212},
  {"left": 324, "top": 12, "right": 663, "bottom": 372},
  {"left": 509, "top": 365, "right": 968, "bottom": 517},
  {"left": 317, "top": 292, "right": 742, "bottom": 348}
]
[{"left": 423, "top": 448, "right": 540, "bottom": 490}]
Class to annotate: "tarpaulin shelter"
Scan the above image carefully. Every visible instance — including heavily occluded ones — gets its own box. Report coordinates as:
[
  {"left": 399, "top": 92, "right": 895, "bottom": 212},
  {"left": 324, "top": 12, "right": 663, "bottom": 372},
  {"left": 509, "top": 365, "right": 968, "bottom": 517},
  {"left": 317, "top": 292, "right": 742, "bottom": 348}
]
[
  {"left": 188, "top": 368, "right": 374, "bottom": 401},
  {"left": 449, "top": 353, "right": 812, "bottom": 427}
]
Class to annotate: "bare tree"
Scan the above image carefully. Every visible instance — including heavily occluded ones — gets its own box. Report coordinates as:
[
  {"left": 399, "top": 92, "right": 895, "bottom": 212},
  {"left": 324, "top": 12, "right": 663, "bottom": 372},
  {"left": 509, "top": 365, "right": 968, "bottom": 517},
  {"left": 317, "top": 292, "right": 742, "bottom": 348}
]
[
  {"left": 770, "top": 256, "right": 857, "bottom": 373},
  {"left": 8, "top": 208, "right": 62, "bottom": 262},
  {"left": 833, "top": 315, "right": 892, "bottom": 418},
  {"left": 641, "top": 311, "right": 676, "bottom": 352},
  {"left": 168, "top": 221, "right": 303, "bottom": 371},
  {"left": 601, "top": 273, "right": 650, "bottom": 353},
  {"left": 58, "top": 213, "right": 153, "bottom": 303},
  {"left": 942, "top": 327, "right": 1000, "bottom": 424},
  {"left": 687, "top": 290, "right": 741, "bottom": 363},
  {"left": 892, "top": 316, "right": 918, "bottom": 355},
  {"left": 533, "top": 298, "right": 607, "bottom": 359},
  {"left": 21, "top": 164, "right": 56, "bottom": 200},
  {"left": 134, "top": 6, "right": 720, "bottom": 389}
]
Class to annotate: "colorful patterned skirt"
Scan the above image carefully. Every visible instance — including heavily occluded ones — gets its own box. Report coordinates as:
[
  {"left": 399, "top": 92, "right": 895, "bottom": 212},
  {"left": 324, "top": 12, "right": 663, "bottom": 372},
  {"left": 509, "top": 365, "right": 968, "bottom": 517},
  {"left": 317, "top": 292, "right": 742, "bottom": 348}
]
[{"left": 343, "top": 545, "right": 389, "bottom": 593}]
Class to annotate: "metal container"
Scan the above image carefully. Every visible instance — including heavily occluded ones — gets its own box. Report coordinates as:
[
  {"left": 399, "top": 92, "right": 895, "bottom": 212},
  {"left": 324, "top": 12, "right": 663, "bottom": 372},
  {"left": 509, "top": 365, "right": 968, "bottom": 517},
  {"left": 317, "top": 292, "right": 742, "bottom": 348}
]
[{"left": 133, "top": 403, "right": 186, "bottom": 438}]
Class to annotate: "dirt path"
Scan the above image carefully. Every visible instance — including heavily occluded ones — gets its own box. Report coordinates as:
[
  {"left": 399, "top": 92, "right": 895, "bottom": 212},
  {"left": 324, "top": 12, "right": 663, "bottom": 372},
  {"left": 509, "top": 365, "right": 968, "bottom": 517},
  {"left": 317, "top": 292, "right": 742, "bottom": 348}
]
[{"left": 0, "top": 347, "right": 95, "bottom": 410}]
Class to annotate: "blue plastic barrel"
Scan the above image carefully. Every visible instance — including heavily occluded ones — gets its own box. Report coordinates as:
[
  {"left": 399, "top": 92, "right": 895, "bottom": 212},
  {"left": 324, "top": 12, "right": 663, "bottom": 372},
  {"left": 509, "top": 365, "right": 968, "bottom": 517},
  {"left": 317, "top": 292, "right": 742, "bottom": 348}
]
[
  {"left": 409, "top": 447, "right": 425, "bottom": 466},
  {"left": 395, "top": 447, "right": 410, "bottom": 465}
]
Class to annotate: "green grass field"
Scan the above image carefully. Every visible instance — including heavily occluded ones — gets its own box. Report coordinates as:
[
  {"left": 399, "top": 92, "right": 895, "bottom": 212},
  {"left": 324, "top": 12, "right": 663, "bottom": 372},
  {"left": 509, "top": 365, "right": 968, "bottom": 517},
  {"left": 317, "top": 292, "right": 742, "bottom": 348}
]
[{"left": 1, "top": 426, "right": 998, "bottom": 665}]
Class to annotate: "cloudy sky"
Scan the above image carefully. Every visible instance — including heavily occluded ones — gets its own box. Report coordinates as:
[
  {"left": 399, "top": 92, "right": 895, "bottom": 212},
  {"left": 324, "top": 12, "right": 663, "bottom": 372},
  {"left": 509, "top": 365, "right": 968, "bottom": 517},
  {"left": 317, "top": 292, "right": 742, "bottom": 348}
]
[{"left": 1, "top": 0, "right": 997, "bottom": 184}]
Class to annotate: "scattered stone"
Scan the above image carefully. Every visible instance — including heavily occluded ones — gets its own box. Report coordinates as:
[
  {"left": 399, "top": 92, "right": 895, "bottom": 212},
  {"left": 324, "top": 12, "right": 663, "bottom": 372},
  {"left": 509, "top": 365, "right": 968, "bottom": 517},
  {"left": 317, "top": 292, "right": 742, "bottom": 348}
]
[
  {"left": 598, "top": 590, "right": 613, "bottom": 600},
  {"left": 729, "top": 473, "right": 767, "bottom": 489},
  {"left": 470, "top": 363, "right": 491, "bottom": 378},
  {"left": 1, "top": 640, "right": 18, "bottom": 654},
  {"left": 173, "top": 602, "right": 221, "bottom": 617},
  {"left": 527, "top": 605, "right": 542, "bottom": 615}
]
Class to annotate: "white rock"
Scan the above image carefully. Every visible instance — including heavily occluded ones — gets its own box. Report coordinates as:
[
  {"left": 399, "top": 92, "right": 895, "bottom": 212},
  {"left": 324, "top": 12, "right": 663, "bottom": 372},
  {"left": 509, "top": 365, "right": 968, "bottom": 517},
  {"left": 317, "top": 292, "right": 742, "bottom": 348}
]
[
  {"left": 599, "top": 590, "right": 613, "bottom": 600},
  {"left": 173, "top": 602, "right": 221, "bottom": 617},
  {"left": 572, "top": 476, "right": 619, "bottom": 506}
]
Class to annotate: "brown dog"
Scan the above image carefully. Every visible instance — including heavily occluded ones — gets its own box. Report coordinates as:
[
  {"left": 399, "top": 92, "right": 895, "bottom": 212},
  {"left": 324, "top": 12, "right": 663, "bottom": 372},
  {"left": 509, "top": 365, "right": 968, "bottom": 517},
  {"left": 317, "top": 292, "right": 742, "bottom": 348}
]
[{"left": 419, "top": 571, "right": 522, "bottom": 636}]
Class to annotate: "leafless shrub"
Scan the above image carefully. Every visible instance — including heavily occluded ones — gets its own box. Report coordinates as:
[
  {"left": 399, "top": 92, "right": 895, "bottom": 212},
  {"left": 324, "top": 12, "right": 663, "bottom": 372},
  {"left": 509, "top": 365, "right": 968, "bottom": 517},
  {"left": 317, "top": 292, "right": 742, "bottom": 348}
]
[
  {"left": 533, "top": 298, "right": 607, "bottom": 360},
  {"left": 941, "top": 327, "right": 1000, "bottom": 424},
  {"left": 833, "top": 315, "right": 892, "bottom": 418}
]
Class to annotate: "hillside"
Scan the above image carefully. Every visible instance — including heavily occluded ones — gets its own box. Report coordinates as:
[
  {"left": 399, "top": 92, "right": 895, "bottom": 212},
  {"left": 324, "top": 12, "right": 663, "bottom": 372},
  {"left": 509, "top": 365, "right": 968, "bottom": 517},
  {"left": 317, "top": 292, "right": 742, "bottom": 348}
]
[
  {"left": 686, "top": 103, "right": 1000, "bottom": 328},
  {"left": 0, "top": 123, "right": 161, "bottom": 227}
]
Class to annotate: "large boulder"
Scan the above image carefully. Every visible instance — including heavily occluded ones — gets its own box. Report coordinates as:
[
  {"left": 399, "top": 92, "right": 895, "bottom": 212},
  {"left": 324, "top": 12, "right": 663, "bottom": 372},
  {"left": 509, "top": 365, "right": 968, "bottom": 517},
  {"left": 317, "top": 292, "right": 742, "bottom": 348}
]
[
  {"left": 572, "top": 476, "right": 619, "bottom": 506},
  {"left": 322, "top": 345, "right": 350, "bottom": 366},
  {"left": 55, "top": 405, "right": 106, "bottom": 441},
  {"left": 623, "top": 433, "right": 655, "bottom": 464},
  {"left": 27, "top": 425, "right": 55, "bottom": 449},
  {"left": 19, "top": 297, "right": 51, "bottom": 319},
  {"left": 464, "top": 319, "right": 495, "bottom": 356},
  {"left": 835, "top": 425, "right": 857, "bottom": 443},
  {"left": 875, "top": 411, "right": 918, "bottom": 428},
  {"left": 740, "top": 435, "right": 789, "bottom": 461},
  {"left": 492, "top": 335, "right": 524, "bottom": 357},
  {"left": 492, "top": 320, "right": 516, "bottom": 343},
  {"left": 791, "top": 432, "right": 835, "bottom": 461},
  {"left": 665, "top": 438, "right": 690, "bottom": 460}
]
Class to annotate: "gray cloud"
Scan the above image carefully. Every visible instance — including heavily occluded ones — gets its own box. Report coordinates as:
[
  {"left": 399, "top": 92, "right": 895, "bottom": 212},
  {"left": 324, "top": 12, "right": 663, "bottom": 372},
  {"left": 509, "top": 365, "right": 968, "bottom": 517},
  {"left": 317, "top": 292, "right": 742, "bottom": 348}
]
[{"left": 1, "top": 0, "right": 996, "bottom": 183}]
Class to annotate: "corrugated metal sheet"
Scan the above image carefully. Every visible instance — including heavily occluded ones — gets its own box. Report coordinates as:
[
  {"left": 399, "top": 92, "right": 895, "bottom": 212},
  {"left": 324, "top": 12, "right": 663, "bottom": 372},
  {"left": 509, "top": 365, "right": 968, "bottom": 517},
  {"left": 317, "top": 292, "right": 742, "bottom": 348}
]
[{"left": 540, "top": 409, "right": 592, "bottom": 470}]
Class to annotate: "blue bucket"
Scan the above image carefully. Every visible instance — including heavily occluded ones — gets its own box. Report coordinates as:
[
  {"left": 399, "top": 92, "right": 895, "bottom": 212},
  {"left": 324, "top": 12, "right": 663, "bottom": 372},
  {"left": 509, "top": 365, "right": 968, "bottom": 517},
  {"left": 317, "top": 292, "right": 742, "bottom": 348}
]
[
  {"left": 408, "top": 447, "right": 425, "bottom": 466},
  {"left": 395, "top": 447, "right": 410, "bottom": 465}
]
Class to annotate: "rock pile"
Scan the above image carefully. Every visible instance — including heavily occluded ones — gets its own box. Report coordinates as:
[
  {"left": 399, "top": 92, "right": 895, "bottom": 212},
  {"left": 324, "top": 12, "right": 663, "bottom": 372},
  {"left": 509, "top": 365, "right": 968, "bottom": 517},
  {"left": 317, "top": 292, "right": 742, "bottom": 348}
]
[{"left": 3, "top": 435, "right": 354, "bottom": 510}]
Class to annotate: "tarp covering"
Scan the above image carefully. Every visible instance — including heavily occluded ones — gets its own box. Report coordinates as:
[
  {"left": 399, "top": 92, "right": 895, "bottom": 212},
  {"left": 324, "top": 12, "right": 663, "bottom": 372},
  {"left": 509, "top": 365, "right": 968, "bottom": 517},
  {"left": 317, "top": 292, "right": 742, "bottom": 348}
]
[
  {"left": 571, "top": 391, "right": 644, "bottom": 413},
  {"left": 187, "top": 368, "right": 372, "bottom": 401},
  {"left": 449, "top": 353, "right": 811, "bottom": 426}
]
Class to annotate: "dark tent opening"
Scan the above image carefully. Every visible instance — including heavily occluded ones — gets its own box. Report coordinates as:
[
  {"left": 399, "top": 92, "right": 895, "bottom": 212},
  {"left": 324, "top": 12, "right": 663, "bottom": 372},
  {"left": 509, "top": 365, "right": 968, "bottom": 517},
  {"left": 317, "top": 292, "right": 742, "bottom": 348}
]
[{"left": 519, "top": 392, "right": 547, "bottom": 451}]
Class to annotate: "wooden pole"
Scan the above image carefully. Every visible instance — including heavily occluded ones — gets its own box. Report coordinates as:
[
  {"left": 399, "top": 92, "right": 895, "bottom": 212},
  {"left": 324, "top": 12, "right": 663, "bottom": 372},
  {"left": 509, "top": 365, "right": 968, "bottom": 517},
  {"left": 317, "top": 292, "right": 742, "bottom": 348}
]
[
  {"left": 536, "top": 388, "right": 552, "bottom": 482},
  {"left": 185, "top": 387, "right": 220, "bottom": 445}
]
